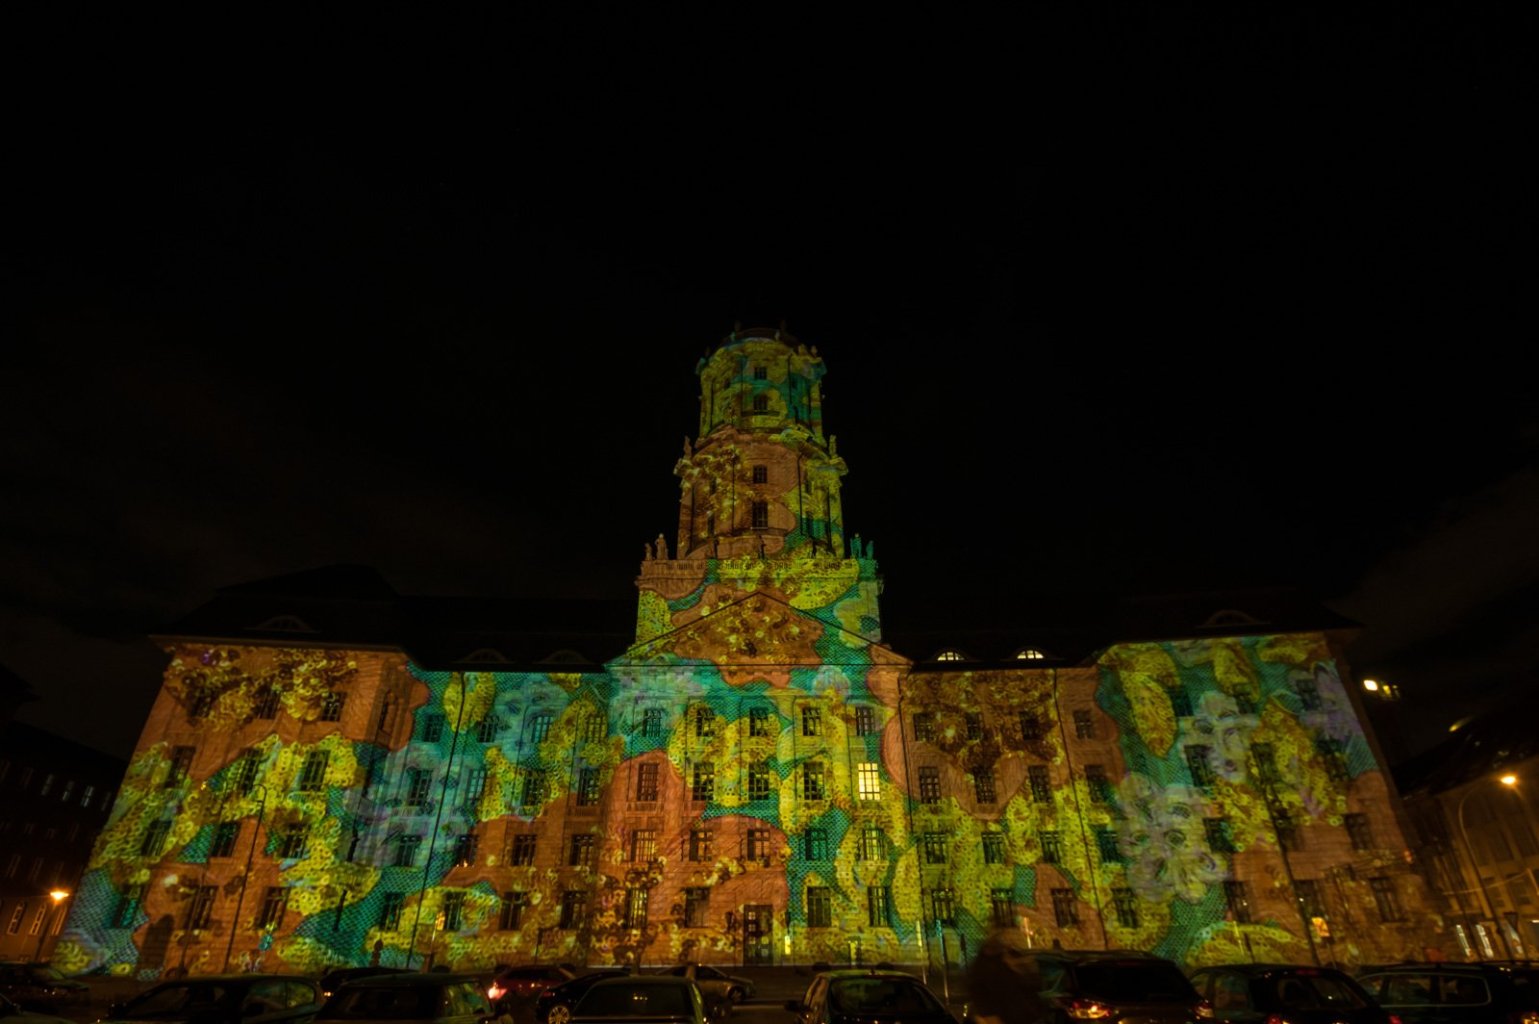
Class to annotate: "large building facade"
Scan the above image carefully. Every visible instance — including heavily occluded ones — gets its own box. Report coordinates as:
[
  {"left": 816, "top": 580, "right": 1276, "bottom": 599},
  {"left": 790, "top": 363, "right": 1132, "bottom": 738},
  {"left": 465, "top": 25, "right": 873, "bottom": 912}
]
[{"left": 60, "top": 330, "right": 1444, "bottom": 977}]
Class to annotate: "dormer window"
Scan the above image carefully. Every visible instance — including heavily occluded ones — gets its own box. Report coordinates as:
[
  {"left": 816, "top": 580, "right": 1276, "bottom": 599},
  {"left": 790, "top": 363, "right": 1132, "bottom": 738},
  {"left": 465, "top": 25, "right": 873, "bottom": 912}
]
[
  {"left": 934, "top": 650, "right": 968, "bottom": 662},
  {"left": 1015, "top": 648, "right": 1046, "bottom": 660}
]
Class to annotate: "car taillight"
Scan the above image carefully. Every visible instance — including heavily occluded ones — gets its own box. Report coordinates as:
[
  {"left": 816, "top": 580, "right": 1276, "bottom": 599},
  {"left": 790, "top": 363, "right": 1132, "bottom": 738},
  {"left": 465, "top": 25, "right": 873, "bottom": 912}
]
[
  {"left": 1197, "top": 999, "right": 1215, "bottom": 1020},
  {"left": 487, "top": 985, "right": 505, "bottom": 1001},
  {"left": 1265, "top": 1014, "right": 1287, "bottom": 1024},
  {"left": 1387, "top": 1015, "right": 1402, "bottom": 1024},
  {"left": 1510, "top": 1013, "right": 1539, "bottom": 1024},
  {"left": 1064, "top": 999, "right": 1115, "bottom": 1020}
]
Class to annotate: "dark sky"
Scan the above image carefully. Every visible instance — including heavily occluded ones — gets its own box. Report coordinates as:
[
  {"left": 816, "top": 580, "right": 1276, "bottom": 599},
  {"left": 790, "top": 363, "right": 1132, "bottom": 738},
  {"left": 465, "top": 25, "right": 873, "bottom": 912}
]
[{"left": 4, "top": 7, "right": 1534, "bottom": 763}]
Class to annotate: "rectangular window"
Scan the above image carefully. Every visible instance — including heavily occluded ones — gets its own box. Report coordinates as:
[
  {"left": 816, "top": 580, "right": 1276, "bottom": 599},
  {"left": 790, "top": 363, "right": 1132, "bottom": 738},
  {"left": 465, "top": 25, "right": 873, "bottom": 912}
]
[
  {"left": 752, "top": 464, "right": 768, "bottom": 484},
  {"left": 693, "top": 706, "right": 714, "bottom": 738},
  {"left": 320, "top": 692, "right": 345, "bottom": 722},
  {"left": 1019, "top": 712, "right": 1044, "bottom": 741},
  {"left": 509, "top": 834, "right": 536, "bottom": 866},
  {"left": 569, "top": 834, "right": 595, "bottom": 867},
  {"left": 140, "top": 819, "right": 171, "bottom": 857},
  {"left": 692, "top": 762, "right": 715, "bottom": 802},
  {"left": 914, "top": 713, "right": 935, "bottom": 741},
  {"left": 1112, "top": 887, "right": 1139, "bottom": 928},
  {"left": 630, "top": 828, "right": 657, "bottom": 862},
  {"left": 1040, "top": 830, "right": 1062, "bottom": 864},
  {"left": 1086, "top": 765, "right": 1111, "bottom": 804},
  {"left": 442, "top": 891, "right": 465, "bottom": 931},
  {"left": 752, "top": 393, "right": 769, "bottom": 413},
  {"left": 420, "top": 714, "right": 446, "bottom": 742},
  {"left": 1345, "top": 812, "right": 1373, "bottom": 850},
  {"left": 81, "top": 784, "right": 96, "bottom": 808},
  {"left": 189, "top": 691, "right": 216, "bottom": 720},
  {"left": 1186, "top": 745, "right": 1215, "bottom": 787},
  {"left": 253, "top": 688, "right": 280, "bottom": 719},
  {"left": 642, "top": 707, "right": 665, "bottom": 737},
  {"left": 393, "top": 835, "right": 421, "bottom": 868},
  {"left": 499, "top": 891, "right": 526, "bottom": 930},
  {"left": 559, "top": 890, "right": 586, "bottom": 929},
  {"left": 991, "top": 889, "right": 1014, "bottom": 927},
  {"left": 113, "top": 885, "right": 146, "bottom": 928},
  {"left": 1295, "top": 879, "right": 1324, "bottom": 919},
  {"left": 276, "top": 825, "right": 308, "bottom": 859},
  {"left": 854, "top": 706, "right": 876, "bottom": 736},
  {"left": 575, "top": 766, "right": 601, "bottom": 806},
  {"left": 683, "top": 887, "right": 709, "bottom": 927},
  {"left": 807, "top": 886, "right": 832, "bottom": 927},
  {"left": 1073, "top": 710, "right": 1095, "bottom": 739},
  {"left": 453, "top": 832, "right": 479, "bottom": 867},
  {"left": 210, "top": 821, "right": 240, "bottom": 858},
  {"left": 636, "top": 763, "right": 659, "bottom": 801},
  {"left": 859, "top": 827, "right": 887, "bottom": 861},
  {"left": 257, "top": 886, "right": 289, "bottom": 930},
  {"left": 1029, "top": 765, "right": 1052, "bottom": 803},
  {"left": 974, "top": 767, "right": 996, "bottom": 804},
  {"left": 475, "top": 715, "right": 501, "bottom": 742},
  {"left": 187, "top": 885, "right": 217, "bottom": 930},
  {"left": 1096, "top": 826, "right": 1122, "bottom": 862},
  {"left": 406, "top": 767, "right": 432, "bottom": 807},
  {"left": 463, "top": 768, "right": 487, "bottom": 809},
  {"left": 748, "top": 761, "right": 772, "bottom": 801},
  {"left": 165, "top": 746, "right": 195, "bottom": 788},
  {"left": 753, "top": 365, "right": 767, "bottom": 380},
  {"left": 751, "top": 500, "right": 769, "bottom": 529},
  {"left": 1294, "top": 678, "right": 1323, "bottom": 711},
  {"left": 1224, "top": 880, "right": 1251, "bottom": 923},
  {"left": 618, "top": 887, "right": 648, "bottom": 929},
  {"left": 918, "top": 766, "right": 941, "bottom": 804},
  {"left": 580, "top": 714, "right": 605, "bottom": 743},
  {"left": 1205, "top": 817, "right": 1236, "bottom": 853},
  {"left": 805, "top": 828, "right": 829, "bottom": 860},
  {"left": 1051, "top": 888, "right": 1077, "bottom": 926},
  {"left": 528, "top": 713, "right": 553, "bottom": 743},
  {"left": 1370, "top": 876, "right": 1404, "bottom": 922},
  {"left": 1317, "top": 737, "right": 1350, "bottom": 782},
  {"left": 869, "top": 885, "right": 892, "bottom": 927},
  {"left": 689, "top": 829, "right": 712, "bottom": 862},
  {"left": 378, "top": 892, "right": 404, "bottom": 930},
  {"left": 922, "top": 832, "right": 948, "bottom": 864},
  {"left": 932, "top": 889, "right": 956, "bottom": 925},
  {"left": 802, "top": 706, "right": 822, "bottom": 736},
  {"left": 965, "top": 713, "right": 983, "bottom": 740},
  {"left": 234, "top": 751, "right": 262, "bottom": 795},
  {"left": 803, "top": 762, "right": 825, "bottom": 800},
  {"left": 297, "top": 751, "right": 329, "bottom": 791},
  {"left": 1275, "top": 811, "right": 1303, "bottom": 851},
  {"left": 1167, "top": 686, "right": 1193, "bottom": 717},
  {"left": 748, "top": 707, "right": 772, "bottom": 737},
  {"left": 1251, "top": 742, "right": 1280, "bottom": 784},
  {"left": 982, "top": 833, "right": 1005, "bottom": 864},
  {"left": 521, "top": 769, "right": 547, "bottom": 807},
  {"left": 747, "top": 828, "right": 772, "bottom": 862},
  {"left": 857, "top": 762, "right": 881, "bottom": 800}
]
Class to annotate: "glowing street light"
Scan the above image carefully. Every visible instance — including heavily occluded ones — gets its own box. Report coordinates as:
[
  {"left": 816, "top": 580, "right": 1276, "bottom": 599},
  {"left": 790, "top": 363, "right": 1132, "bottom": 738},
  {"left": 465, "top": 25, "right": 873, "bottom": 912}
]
[
  {"left": 1456, "top": 773, "right": 1519, "bottom": 960},
  {"left": 33, "top": 890, "right": 71, "bottom": 960}
]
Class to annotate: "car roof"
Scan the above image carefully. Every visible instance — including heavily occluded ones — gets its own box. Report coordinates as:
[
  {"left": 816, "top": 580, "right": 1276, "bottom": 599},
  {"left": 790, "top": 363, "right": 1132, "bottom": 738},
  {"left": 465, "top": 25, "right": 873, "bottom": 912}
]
[
  {"left": 1194, "top": 964, "right": 1352, "bottom": 975},
  {"left": 817, "top": 970, "right": 928, "bottom": 981},
  {"left": 333, "top": 974, "right": 484, "bottom": 987},
  {"left": 589, "top": 976, "right": 694, "bottom": 987},
  {"left": 145, "top": 974, "right": 315, "bottom": 984}
]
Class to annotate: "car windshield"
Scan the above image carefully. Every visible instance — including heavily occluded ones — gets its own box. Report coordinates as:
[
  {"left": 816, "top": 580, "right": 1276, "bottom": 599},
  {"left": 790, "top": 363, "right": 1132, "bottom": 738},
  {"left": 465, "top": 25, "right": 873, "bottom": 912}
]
[
  {"left": 123, "top": 984, "right": 232, "bottom": 1018},
  {"left": 318, "top": 986, "right": 442, "bottom": 1020},
  {"left": 1070, "top": 963, "right": 1195, "bottom": 1002},
  {"left": 1269, "top": 975, "right": 1369, "bottom": 1010},
  {"left": 577, "top": 983, "right": 691, "bottom": 1018},
  {"left": 829, "top": 979, "right": 943, "bottom": 1015}
]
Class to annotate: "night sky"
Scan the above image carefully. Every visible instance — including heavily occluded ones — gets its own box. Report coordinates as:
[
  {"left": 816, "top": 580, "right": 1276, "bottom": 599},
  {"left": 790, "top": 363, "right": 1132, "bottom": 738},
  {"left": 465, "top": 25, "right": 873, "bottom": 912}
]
[{"left": 5, "top": 7, "right": 1534, "bottom": 764}]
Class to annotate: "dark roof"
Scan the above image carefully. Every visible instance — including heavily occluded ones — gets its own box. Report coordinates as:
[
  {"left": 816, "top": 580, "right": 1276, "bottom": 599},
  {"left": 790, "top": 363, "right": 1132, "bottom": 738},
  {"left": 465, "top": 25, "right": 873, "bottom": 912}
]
[{"left": 0, "top": 720, "right": 127, "bottom": 778}]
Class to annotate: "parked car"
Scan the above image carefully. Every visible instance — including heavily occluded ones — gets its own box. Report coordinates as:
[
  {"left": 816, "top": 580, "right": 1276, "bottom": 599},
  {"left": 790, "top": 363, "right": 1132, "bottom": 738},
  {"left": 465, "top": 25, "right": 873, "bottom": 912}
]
[
  {"left": 321, "top": 970, "right": 414, "bottom": 1001},
  {"left": 650, "top": 966, "right": 754, "bottom": 1007},
  {"left": 570, "top": 976, "right": 707, "bottom": 1024},
  {"left": 1001, "top": 949, "right": 1207, "bottom": 1024},
  {"left": 315, "top": 972, "right": 492, "bottom": 1024},
  {"left": 786, "top": 968, "right": 957, "bottom": 1024},
  {"left": 0, "top": 963, "right": 89, "bottom": 1014},
  {"left": 1356, "top": 962, "right": 1539, "bottom": 1024},
  {"left": 103, "top": 974, "right": 322, "bottom": 1024},
  {"left": 0, "top": 993, "right": 75, "bottom": 1024},
  {"left": 534, "top": 970, "right": 633, "bottom": 1024},
  {"left": 1188, "top": 964, "right": 1391, "bottom": 1024},
  {"left": 487, "top": 967, "right": 578, "bottom": 1017}
]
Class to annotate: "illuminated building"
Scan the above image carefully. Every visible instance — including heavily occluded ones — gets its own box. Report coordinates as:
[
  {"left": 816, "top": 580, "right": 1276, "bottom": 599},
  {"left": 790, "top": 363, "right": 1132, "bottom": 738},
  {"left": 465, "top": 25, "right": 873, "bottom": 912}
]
[{"left": 59, "top": 328, "right": 1443, "bottom": 976}]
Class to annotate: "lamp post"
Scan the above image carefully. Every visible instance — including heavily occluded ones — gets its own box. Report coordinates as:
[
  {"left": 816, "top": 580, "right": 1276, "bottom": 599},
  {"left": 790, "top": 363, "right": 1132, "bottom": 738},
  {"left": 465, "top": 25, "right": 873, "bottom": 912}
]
[
  {"left": 1454, "top": 774, "right": 1517, "bottom": 961},
  {"left": 405, "top": 673, "right": 468, "bottom": 970},
  {"left": 32, "top": 890, "right": 70, "bottom": 961},
  {"left": 222, "top": 782, "right": 270, "bottom": 972}
]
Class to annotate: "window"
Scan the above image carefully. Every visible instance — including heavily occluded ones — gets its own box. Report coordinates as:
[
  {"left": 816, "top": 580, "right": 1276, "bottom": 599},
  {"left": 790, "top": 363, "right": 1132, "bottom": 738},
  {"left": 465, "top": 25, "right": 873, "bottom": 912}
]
[
  {"left": 1224, "top": 880, "right": 1251, "bottom": 923},
  {"left": 1051, "top": 888, "right": 1077, "bottom": 926},
  {"left": 965, "top": 713, "right": 983, "bottom": 740},
  {"left": 1251, "top": 742, "right": 1279, "bottom": 784},
  {"left": 689, "top": 829, "right": 712, "bottom": 862},
  {"left": 857, "top": 762, "right": 881, "bottom": 800},
  {"left": 211, "top": 821, "right": 240, "bottom": 858},
  {"left": 577, "top": 766, "right": 601, "bottom": 805},
  {"left": 569, "top": 834, "right": 595, "bottom": 867},
  {"left": 683, "top": 887, "right": 709, "bottom": 927},
  {"left": 580, "top": 714, "right": 605, "bottom": 743},
  {"left": 275, "top": 825, "right": 307, "bottom": 859},
  {"left": 1019, "top": 712, "right": 1045, "bottom": 741},
  {"left": 1040, "top": 831, "right": 1062, "bottom": 864},
  {"left": 1293, "top": 677, "right": 1322, "bottom": 711},
  {"left": 918, "top": 767, "right": 941, "bottom": 804},
  {"left": 751, "top": 501, "right": 769, "bottom": 529},
  {"left": 3, "top": 854, "right": 17, "bottom": 878},
  {"left": 1167, "top": 686, "right": 1193, "bottom": 717},
  {"left": 982, "top": 833, "right": 1005, "bottom": 864},
  {"left": 406, "top": 767, "right": 432, "bottom": 807},
  {"left": 913, "top": 713, "right": 935, "bottom": 741},
  {"left": 320, "top": 692, "right": 345, "bottom": 721},
  {"left": 499, "top": 891, "right": 526, "bottom": 930},
  {"left": 922, "top": 832, "right": 948, "bottom": 864},
  {"left": 165, "top": 746, "right": 194, "bottom": 788},
  {"left": 1345, "top": 812, "right": 1373, "bottom": 850},
  {"left": 453, "top": 832, "right": 478, "bottom": 867},
  {"left": 1234, "top": 690, "right": 1257, "bottom": 714},
  {"left": 475, "top": 714, "right": 501, "bottom": 742},
  {"left": 420, "top": 714, "right": 446, "bottom": 742},
  {"left": 1205, "top": 817, "right": 1236, "bottom": 853},
  {"left": 803, "top": 762, "right": 825, "bottom": 800},
  {"left": 642, "top": 707, "right": 664, "bottom": 737},
  {"left": 974, "top": 767, "right": 996, "bottom": 804},
  {"left": 257, "top": 886, "right": 289, "bottom": 930},
  {"left": 854, "top": 706, "right": 876, "bottom": 736},
  {"left": 932, "top": 889, "right": 956, "bottom": 925},
  {"left": 297, "top": 751, "right": 329, "bottom": 791},
  {"left": 869, "top": 886, "right": 892, "bottom": 927},
  {"left": 752, "top": 464, "right": 768, "bottom": 484},
  {"left": 108, "top": 884, "right": 144, "bottom": 928},
  {"left": 442, "top": 891, "right": 465, "bottom": 931},
  {"left": 509, "top": 834, "right": 536, "bottom": 866},
  {"left": 463, "top": 768, "right": 487, "bottom": 809},
  {"left": 393, "top": 835, "right": 421, "bottom": 867},
  {"left": 81, "top": 784, "right": 96, "bottom": 808},
  {"left": 1029, "top": 765, "right": 1052, "bottom": 803},
  {"left": 1185, "top": 745, "right": 1215, "bottom": 787},
  {"left": 753, "top": 365, "right": 767, "bottom": 380},
  {"left": 636, "top": 763, "right": 659, "bottom": 801},
  {"left": 559, "top": 890, "right": 586, "bottom": 929},
  {"left": 235, "top": 750, "right": 262, "bottom": 795},
  {"left": 693, "top": 706, "right": 714, "bottom": 738},
  {"left": 1112, "top": 888, "right": 1139, "bottom": 928},
  {"left": 859, "top": 827, "right": 887, "bottom": 861},
  {"left": 528, "top": 713, "right": 552, "bottom": 743},
  {"left": 1086, "top": 764, "right": 1111, "bottom": 804},
  {"left": 748, "top": 761, "right": 772, "bottom": 801},
  {"left": 1095, "top": 826, "right": 1122, "bottom": 862},
  {"left": 748, "top": 707, "right": 772, "bottom": 737},
  {"left": 140, "top": 820, "right": 171, "bottom": 857},
  {"left": 1295, "top": 879, "right": 1324, "bottom": 919},
  {"left": 253, "top": 687, "right": 280, "bottom": 719},
  {"left": 1073, "top": 710, "right": 1095, "bottom": 739},
  {"left": 991, "top": 889, "right": 1014, "bottom": 927},
  {"left": 692, "top": 762, "right": 714, "bottom": 802},
  {"left": 802, "top": 706, "right": 822, "bottom": 736},
  {"left": 1317, "top": 737, "right": 1350, "bottom": 783},
  {"left": 1369, "top": 876, "right": 1403, "bottom": 922},
  {"left": 747, "top": 828, "right": 772, "bottom": 862},
  {"left": 807, "top": 886, "right": 832, "bottom": 927},
  {"left": 629, "top": 828, "right": 657, "bottom": 862},
  {"left": 1275, "top": 811, "right": 1303, "bottom": 851},
  {"left": 60, "top": 780, "right": 75, "bottom": 803},
  {"left": 521, "top": 769, "right": 547, "bottom": 808},
  {"left": 186, "top": 886, "right": 217, "bottom": 929},
  {"left": 188, "top": 690, "right": 216, "bottom": 720},
  {"left": 805, "top": 828, "right": 829, "bottom": 860}
]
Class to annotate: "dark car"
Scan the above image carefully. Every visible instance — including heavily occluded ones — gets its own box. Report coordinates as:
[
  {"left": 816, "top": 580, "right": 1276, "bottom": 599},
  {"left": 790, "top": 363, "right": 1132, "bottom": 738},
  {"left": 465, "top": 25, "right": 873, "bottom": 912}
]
[
  {"left": 1357, "top": 962, "right": 1539, "bottom": 1024},
  {"left": 570, "top": 977, "right": 706, "bottom": 1024},
  {"left": 1003, "top": 950, "right": 1207, "bottom": 1024},
  {"left": 0, "top": 992, "right": 76, "bottom": 1024},
  {"left": 321, "top": 970, "right": 414, "bottom": 1001},
  {"left": 1188, "top": 964, "right": 1391, "bottom": 1024},
  {"left": 487, "top": 968, "right": 578, "bottom": 1017},
  {"left": 787, "top": 969, "right": 957, "bottom": 1024},
  {"left": 534, "top": 970, "right": 632, "bottom": 1024},
  {"left": 315, "top": 972, "right": 492, "bottom": 1024},
  {"left": 0, "top": 963, "right": 89, "bottom": 1014},
  {"left": 103, "top": 974, "right": 322, "bottom": 1024},
  {"left": 650, "top": 966, "right": 755, "bottom": 1010}
]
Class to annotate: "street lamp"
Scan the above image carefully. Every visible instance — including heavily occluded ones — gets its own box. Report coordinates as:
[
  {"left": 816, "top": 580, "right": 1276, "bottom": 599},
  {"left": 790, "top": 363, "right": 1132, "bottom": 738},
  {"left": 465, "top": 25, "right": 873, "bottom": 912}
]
[
  {"left": 1455, "top": 773, "right": 1518, "bottom": 960},
  {"left": 32, "top": 890, "right": 71, "bottom": 961}
]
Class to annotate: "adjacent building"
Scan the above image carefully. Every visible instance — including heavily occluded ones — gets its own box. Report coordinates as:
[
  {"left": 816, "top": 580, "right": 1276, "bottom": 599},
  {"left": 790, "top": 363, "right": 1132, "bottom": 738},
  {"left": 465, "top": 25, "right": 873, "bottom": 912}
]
[{"left": 59, "top": 328, "right": 1443, "bottom": 977}]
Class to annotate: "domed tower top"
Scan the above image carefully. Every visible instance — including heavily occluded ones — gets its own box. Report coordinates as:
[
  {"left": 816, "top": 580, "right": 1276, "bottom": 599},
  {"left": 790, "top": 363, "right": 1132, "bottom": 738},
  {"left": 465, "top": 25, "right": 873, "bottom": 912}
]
[{"left": 694, "top": 326, "right": 828, "bottom": 442}]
